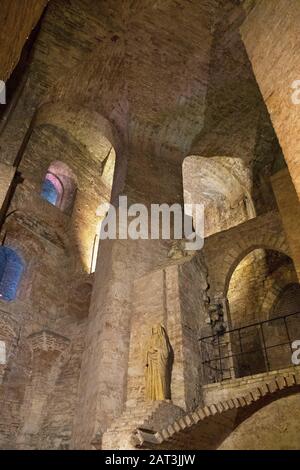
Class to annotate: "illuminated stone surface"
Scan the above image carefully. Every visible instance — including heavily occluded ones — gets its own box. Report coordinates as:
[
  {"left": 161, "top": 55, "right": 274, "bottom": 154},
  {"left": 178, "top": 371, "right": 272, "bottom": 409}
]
[{"left": 0, "top": 0, "right": 299, "bottom": 451}]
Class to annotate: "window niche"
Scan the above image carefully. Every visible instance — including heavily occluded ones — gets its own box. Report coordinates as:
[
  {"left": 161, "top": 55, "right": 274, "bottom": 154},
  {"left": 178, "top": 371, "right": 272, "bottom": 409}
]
[
  {"left": 0, "top": 246, "right": 24, "bottom": 301},
  {"left": 40, "top": 161, "right": 77, "bottom": 214}
]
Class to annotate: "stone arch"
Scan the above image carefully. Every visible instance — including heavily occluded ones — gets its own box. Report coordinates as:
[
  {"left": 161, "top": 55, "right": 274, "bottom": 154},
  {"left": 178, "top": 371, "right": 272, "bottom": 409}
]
[
  {"left": 1, "top": 225, "right": 46, "bottom": 303},
  {"left": 223, "top": 238, "right": 290, "bottom": 299},
  {"left": 182, "top": 155, "right": 254, "bottom": 237},
  {"left": 40, "top": 160, "right": 77, "bottom": 214},
  {"left": 34, "top": 101, "right": 120, "bottom": 160},
  {"left": 14, "top": 101, "right": 124, "bottom": 273},
  {"left": 15, "top": 101, "right": 122, "bottom": 198},
  {"left": 136, "top": 372, "right": 300, "bottom": 450},
  {"left": 3, "top": 218, "right": 47, "bottom": 260},
  {"left": 224, "top": 246, "right": 298, "bottom": 376},
  {"left": 31, "top": 102, "right": 120, "bottom": 198},
  {"left": 204, "top": 212, "right": 290, "bottom": 309}
]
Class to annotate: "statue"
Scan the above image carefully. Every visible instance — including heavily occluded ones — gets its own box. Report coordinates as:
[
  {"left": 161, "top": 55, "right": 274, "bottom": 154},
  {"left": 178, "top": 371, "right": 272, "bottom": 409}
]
[{"left": 144, "top": 324, "right": 171, "bottom": 401}]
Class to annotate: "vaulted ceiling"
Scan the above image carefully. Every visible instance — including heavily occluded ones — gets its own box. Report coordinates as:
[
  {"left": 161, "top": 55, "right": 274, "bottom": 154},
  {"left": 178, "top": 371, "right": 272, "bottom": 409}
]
[{"left": 1, "top": 0, "right": 282, "bottom": 172}]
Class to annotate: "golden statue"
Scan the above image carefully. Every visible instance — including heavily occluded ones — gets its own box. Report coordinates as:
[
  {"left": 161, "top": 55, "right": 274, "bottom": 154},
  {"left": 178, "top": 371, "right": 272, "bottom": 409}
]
[{"left": 144, "top": 324, "right": 171, "bottom": 401}]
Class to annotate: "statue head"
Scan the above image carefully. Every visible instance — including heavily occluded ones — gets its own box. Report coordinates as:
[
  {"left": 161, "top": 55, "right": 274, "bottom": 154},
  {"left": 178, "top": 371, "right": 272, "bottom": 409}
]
[{"left": 152, "top": 323, "right": 165, "bottom": 336}]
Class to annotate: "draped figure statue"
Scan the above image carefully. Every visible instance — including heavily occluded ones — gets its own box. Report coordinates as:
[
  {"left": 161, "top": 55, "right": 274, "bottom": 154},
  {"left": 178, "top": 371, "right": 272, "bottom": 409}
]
[{"left": 144, "top": 324, "right": 171, "bottom": 401}]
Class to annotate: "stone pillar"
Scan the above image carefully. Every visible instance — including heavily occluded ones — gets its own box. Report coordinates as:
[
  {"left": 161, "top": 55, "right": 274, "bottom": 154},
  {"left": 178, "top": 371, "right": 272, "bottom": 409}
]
[
  {"left": 71, "top": 237, "right": 136, "bottom": 449},
  {"left": 16, "top": 330, "right": 70, "bottom": 449},
  {"left": 240, "top": 0, "right": 300, "bottom": 200},
  {"left": 71, "top": 151, "right": 186, "bottom": 449},
  {"left": 271, "top": 168, "right": 300, "bottom": 281}
]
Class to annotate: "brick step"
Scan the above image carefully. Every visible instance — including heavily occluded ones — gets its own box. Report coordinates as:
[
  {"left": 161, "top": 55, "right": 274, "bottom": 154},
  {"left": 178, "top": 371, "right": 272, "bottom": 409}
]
[{"left": 103, "top": 402, "right": 185, "bottom": 450}]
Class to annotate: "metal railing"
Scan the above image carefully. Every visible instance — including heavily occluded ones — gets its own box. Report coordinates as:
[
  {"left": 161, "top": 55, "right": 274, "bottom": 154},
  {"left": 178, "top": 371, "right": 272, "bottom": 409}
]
[{"left": 199, "top": 311, "right": 300, "bottom": 385}]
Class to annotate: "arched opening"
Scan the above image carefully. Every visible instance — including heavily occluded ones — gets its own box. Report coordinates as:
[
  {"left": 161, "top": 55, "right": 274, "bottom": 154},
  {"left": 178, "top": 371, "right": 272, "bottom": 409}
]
[
  {"left": 40, "top": 161, "right": 77, "bottom": 214},
  {"left": 0, "top": 246, "right": 24, "bottom": 301},
  {"left": 30, "top": 104, "right": 119, "bottom": 273},
  {"left": 41, "top": 177, "right": 60, "bottom": 206},
  {"left": 227, "top": 249, "right": 300, "bottom": 377},
  {"left": 182, "top": 155, "right": 255, "bottom": 237}
]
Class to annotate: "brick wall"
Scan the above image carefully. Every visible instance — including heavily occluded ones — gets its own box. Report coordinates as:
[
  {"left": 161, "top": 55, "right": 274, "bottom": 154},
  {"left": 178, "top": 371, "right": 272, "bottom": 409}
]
[
  {"left": 127, "top": 254, "right": 208, "bottom": 413},
  {"left": 241, "top": 0, "right": 300, "bottom": 200}
]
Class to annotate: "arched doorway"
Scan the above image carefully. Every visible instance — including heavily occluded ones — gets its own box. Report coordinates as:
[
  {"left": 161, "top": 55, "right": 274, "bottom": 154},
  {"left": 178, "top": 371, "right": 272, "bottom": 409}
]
[{"left": 226, "top": 248, "right": 300, "bottom": 377}]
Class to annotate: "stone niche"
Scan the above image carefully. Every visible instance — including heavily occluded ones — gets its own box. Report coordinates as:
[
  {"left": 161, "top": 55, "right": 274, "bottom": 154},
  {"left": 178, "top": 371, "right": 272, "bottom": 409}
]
[{"left": 126, "top": 254, "right": 208, "bottom": 411}]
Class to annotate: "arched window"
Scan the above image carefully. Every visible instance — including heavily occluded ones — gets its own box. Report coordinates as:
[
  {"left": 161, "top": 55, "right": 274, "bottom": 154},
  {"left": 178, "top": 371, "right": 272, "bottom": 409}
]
[
  {"left": 41, "top": 177, "right": 60, "bottom": 206},
  {"left": 0, "top": 247, "right": 24, "bottom": 301},
  {"left": 40, "top": 161, "right": 76, "bottom": 213}
]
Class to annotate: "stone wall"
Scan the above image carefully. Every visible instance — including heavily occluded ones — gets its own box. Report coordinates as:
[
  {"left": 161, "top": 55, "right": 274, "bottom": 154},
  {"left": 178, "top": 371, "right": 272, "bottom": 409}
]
[
  {"left": 183, "top": 156, "right": 254, "bottom": 237},
  {"left": 127, "top": 254, "right": 208, "bottom": 414},
  {"left": 0, "top": 0, "right": 47, "bottom": 81},
  {"left": 136, "top": 367, "right": 300, "bottom": 450},
  {"left": 228, "top": 249, "right": 297, "bottom": 327},
  {"left": 219, "top": 393, "right": 300, "bottom": 449},
  {"left": 202, "top": 366, "right": 300, "bottom": 406},
  {"left": 0, "top": 107, "right": 115, "bottom": 450},
  {"left": 271, "top": 168, "right": 300, "bottom": 281},
  {"left": 0, "top": 0, "right": 299, "bottom": 451},
  {"left": 203, "top": 211, "right": 290, "bottom": 301},
  {"left": 241, "top": 0, "right": 300, "bottom": 200}
]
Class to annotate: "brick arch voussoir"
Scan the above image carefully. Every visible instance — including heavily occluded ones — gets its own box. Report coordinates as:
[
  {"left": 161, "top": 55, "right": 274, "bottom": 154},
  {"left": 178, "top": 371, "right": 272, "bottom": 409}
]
[{"left": 139, "top": 371, "right": 300, "bottom": 450}]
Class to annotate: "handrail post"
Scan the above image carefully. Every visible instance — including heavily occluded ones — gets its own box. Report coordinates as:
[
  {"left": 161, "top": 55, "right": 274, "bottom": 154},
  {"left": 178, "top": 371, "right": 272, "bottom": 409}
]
[
  {"left": 283, "top": 316, "right": 293, "bottom": 356},
  {"left": 199, "top": 312, "right": 300, "bottom": 385},
  {"left": 260, "top": 322, "right": 270, "bottom": 371},
  {"left": 217, "top": 334, "right": 223, "bottom": 382}
]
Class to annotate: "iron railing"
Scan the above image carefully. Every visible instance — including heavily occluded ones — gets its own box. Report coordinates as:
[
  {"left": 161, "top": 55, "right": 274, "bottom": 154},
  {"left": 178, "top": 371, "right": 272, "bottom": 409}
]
[{"left": 199, "top": 311, "right": 300, "bottom": 384}]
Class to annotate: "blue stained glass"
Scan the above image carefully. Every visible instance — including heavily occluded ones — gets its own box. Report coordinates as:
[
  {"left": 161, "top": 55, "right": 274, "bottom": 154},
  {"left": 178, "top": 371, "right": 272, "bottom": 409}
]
[
  {"left": 41, "top": 178, "right": 59, "bottom": 206},
  {"left": 0, "top": 247, "right": 24, "bottom": 301}
]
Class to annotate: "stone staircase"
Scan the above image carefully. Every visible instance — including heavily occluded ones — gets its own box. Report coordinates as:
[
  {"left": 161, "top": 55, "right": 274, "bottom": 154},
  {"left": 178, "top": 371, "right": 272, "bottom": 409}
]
[
  {"left": 101, "top": 400, "right": 185, "bottom": 450},
  {"left": 134, "top": 369, "right": 300, "bottom": 450}
]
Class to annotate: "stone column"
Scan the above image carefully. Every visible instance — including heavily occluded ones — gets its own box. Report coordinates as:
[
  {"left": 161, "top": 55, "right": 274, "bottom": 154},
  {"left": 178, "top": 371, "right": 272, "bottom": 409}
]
[
  {"left": 240, "top": 0, "right": 300, "bottom": 200},
  {"left": 271, "top": 168, "right": 300, "bottom": 281},
  {"left": 71, "top": 150, "right": 186, "bottom": 449}
]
